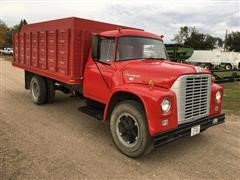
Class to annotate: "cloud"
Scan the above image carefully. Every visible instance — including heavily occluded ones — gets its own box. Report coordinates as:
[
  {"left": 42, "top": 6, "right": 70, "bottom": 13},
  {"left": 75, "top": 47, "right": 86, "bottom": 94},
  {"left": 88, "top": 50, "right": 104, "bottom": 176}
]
[
  {"left": 1, "top": 0, "right": 239, "bottom": 43},
  {"left": 98, "top": 1, "right": 239, "bottom": 42}
]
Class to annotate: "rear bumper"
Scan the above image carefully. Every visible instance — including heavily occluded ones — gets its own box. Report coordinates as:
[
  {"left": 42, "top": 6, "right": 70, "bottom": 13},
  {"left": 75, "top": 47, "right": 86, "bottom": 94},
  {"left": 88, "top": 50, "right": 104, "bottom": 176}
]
[{"left": 153, "top": 113, "right": 225, "bottom": 148}]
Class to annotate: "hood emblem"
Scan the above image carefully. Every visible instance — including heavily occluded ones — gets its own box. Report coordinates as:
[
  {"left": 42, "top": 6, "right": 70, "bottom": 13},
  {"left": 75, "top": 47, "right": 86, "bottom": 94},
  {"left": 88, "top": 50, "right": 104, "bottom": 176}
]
[
  {"left": 124, "top": 73, "right": 141, "bottom": 81},
  {"left": 195, "top": 66, "right": 203, "bottom": 73}
]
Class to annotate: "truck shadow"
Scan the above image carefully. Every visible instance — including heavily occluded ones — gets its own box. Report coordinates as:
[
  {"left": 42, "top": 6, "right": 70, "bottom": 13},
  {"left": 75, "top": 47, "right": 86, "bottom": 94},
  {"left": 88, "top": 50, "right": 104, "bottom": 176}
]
[{"left": 139, "top": 134, "right": 209, "bottom": 162}]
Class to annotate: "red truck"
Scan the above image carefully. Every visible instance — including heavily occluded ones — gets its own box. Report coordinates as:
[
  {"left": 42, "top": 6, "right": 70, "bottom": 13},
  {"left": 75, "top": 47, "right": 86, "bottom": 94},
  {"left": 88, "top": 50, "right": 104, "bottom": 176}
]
[{"left": 13, "top": 17, "right": 225, "bottom": 157}]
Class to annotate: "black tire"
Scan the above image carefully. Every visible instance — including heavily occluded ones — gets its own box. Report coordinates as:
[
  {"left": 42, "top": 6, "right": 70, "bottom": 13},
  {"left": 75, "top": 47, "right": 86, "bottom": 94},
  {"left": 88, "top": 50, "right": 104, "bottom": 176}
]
[
  {"left": 30, "top": 75, "right": 47, "bottom": 105},
  {"left": 46, "top": 79, "right": 55, "bottom": 103},
  {"left": 225, "top": 64, "right": 232, "bottom": 70},
  {"left": 110, "top": 100, "right": 152, "bottom": 158}
]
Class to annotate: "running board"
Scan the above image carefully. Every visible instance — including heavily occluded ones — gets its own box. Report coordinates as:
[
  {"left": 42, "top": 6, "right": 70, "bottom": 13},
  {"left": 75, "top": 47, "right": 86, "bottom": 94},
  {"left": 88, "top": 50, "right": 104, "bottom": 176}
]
[{"left": 79, "top": 105, "right": 103, "bottom": 120}]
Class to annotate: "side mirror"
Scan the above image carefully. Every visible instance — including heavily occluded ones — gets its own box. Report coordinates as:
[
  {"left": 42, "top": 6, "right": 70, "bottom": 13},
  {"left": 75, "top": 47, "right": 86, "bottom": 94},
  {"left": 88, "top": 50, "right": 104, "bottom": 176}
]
[{"left": 92, "top": 34, "right": 100, "bottom": 60}]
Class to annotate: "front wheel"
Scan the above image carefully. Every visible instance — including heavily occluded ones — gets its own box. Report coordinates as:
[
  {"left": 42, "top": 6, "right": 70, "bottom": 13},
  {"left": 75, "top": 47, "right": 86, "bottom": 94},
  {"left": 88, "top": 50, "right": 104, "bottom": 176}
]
[{"left": 110, "top": 100, "right": 152, "bottom": 157}]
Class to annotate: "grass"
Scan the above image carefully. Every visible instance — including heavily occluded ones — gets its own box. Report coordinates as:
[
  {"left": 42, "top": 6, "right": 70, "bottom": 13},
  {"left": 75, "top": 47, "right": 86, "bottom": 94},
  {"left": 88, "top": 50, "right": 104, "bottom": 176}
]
[
  {"left": 214, "top": 71, "right": 240, "bottom": 78},
  {"left": 221, "top": 82, "right": 240, "bottom": 116}
]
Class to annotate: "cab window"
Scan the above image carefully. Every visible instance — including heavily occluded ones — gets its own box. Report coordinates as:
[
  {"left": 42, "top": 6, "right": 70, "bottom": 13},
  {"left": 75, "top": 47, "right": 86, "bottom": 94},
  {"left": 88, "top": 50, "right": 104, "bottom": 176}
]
[{"left": 99, "top": 38, "right": 115, "bottom": 62}]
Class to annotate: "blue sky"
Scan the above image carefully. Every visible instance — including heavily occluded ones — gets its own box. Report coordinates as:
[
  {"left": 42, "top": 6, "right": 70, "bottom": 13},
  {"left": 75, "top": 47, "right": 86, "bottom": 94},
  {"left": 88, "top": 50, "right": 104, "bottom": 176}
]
[{"left": 1, "top": 0, "right": 239, "bottom": 43}]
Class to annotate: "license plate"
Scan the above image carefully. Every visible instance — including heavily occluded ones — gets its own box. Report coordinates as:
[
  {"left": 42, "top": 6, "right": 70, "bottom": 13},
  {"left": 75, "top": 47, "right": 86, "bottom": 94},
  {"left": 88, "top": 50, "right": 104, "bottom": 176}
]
[{"left": 191, "top": 125, "right": 201, "bottom": 136}]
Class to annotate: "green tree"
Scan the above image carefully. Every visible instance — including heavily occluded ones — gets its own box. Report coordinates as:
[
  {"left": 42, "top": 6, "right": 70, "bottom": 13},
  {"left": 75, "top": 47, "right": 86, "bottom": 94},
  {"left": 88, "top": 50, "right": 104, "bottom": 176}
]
[
  {"left": 0, "top": 20, "right": 8, "bottom": 47},
  {"left": 173, "top": 26, "right": 222, "bottom": 50},
  {"left": 1, "top": 19, "right": 28, "bottom": 47},
  {"left": 225, "top": 31, "right": 240, "bottom": 52},
  {"left": 216, "top": 37, "right": 223, "bottom": 47},
  {"left": 16, "top": 19, "right": 28, "bottom": 32},
  {"left": 172, "top": 26, "right": 195, "bottom": 44}
]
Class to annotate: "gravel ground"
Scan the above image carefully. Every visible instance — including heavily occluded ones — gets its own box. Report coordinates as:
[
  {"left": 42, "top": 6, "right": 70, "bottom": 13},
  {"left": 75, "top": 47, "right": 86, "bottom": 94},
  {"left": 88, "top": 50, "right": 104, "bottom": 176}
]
[{"left": 0, "top": 58, "right": 240, "bottom": 179}]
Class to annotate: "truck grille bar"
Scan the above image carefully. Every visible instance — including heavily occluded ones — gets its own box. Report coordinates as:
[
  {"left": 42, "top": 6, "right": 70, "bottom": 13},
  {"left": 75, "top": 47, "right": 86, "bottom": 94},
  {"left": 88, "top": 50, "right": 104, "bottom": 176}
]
[{"left": 171, "top": 74, "right": 211, "bottom": 124}]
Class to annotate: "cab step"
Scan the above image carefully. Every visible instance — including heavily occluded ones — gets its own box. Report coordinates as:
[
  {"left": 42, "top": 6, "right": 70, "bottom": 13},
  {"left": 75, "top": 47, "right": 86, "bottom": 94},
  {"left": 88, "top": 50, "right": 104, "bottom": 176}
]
[{"left": 79, "top": 105, "right": 103, "bottom": 120}]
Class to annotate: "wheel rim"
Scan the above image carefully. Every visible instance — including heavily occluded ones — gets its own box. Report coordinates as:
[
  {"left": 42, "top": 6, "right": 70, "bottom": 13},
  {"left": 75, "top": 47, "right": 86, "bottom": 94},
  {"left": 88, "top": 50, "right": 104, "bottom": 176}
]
[
  {"left": 116, "top": 113, "right": 139, "bottom": 147},
  {"left": 226, "top": 65, "right": 231, "bottom": 70},
  {"left": 31, "top": 81, "right": 39, "bottom": 100}
]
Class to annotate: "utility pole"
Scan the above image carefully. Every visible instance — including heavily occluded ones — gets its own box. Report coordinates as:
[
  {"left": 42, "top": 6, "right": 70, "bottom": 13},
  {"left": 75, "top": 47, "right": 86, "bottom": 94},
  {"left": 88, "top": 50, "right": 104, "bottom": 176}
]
[{"left": 224, "top": 29, "right": 228, "bottom": 52}]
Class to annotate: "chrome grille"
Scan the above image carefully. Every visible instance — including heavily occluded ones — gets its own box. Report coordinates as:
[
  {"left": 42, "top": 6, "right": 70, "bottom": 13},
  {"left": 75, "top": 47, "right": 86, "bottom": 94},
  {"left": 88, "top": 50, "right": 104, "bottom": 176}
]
[{"left": 171, "top": 74, "right": 211, "bottom": 124}]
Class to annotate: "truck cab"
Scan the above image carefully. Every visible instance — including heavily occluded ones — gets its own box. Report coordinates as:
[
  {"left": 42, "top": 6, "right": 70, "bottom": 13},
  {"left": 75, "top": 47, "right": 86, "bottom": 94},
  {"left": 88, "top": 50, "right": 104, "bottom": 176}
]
[{"left": 83, "top": 29, "right": 225, "bottom": 157}]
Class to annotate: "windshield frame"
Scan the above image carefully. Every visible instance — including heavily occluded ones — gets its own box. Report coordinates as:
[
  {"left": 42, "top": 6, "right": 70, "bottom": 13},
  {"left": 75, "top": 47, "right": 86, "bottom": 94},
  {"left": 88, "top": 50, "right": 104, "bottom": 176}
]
[{"left": 115, "top": 36, "right": 166, "bottom": 62}]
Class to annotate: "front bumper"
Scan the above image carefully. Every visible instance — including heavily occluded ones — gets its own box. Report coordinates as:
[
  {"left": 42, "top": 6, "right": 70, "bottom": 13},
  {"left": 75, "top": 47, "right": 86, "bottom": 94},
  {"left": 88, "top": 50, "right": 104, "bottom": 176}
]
[{"left": 153, "top": 113, "right": 225, "bottom": 148}]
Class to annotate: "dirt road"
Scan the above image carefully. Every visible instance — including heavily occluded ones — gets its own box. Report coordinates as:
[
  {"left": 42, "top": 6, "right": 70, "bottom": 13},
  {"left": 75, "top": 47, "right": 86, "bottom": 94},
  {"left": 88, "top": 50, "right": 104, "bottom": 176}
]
[{"left": 0, "top": 58, "right": 240, "bottom": 179}]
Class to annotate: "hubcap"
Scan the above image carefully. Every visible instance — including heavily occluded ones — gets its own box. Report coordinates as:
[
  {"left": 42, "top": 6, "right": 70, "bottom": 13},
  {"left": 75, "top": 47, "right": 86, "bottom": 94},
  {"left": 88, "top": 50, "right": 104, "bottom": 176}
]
[
  {"left": 116, "top": 113, "right": 139, "bottom": 147},
  {"left": 226, "top": 65, "right": 231, "bottom": 70},
  {"left": 31, "top": 81, "right": 39, "bottom": 100}
]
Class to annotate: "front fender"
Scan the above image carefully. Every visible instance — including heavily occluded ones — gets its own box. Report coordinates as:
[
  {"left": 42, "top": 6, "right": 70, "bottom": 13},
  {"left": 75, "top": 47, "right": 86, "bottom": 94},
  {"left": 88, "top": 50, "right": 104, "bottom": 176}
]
[
  {"left": 104, "top": 84, "right": 178, "bottom": 136},
  {"left": 209, "top": 83, "right": 224, "bottom": 116}
]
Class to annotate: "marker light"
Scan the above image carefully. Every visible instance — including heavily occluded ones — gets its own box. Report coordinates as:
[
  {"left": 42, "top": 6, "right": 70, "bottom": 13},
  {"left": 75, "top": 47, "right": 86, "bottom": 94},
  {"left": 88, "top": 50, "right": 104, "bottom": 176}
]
[{"left": 216, "top": 91, "right": 221, "bottom": 102}]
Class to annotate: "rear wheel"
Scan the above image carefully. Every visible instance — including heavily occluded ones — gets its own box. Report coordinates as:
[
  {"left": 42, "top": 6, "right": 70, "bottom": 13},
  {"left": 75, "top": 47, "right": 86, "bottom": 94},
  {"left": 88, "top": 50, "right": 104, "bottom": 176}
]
[
  {"left": 225, "top": 64, "right": 232, "bottom": 70},
  {"left": 46, "top": 79, "right": 55, "bottom": 103},
  {"left": 110, "top": 100, "right": 152, "bottom": 157},
  {"left": 30, "top": 76, "right": 47, "bottom": 105}
]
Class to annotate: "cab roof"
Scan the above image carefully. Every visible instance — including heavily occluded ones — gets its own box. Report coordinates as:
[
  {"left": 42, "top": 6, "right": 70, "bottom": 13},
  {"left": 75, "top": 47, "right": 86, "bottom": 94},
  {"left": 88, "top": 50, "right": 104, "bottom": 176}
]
[{"left": 99, "top": 29, "right": 163, "bottom": 40}]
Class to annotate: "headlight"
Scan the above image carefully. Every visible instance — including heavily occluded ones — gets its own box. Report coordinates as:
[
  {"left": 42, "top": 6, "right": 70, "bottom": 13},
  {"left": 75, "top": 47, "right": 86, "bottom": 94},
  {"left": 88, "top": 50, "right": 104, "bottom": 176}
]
[
  {"left": 216, "top": 91, "right": 221, "bottom": 102},
  {"left": 161, "top": 98, "right": 171, "bottom": 113}
]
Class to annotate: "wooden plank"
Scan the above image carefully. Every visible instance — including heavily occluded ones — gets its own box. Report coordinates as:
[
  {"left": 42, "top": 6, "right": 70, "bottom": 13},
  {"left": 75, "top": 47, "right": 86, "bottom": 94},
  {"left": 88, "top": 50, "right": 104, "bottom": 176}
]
[
  {"left": 37, "top": 32, "right": 39, "bottom": 68},
  {"left": 23, "top": 32, "right": 26, "bottom": 65},
  {"left": 18, "top": 33, "right": 20, "bottom": 63},
  {"left": 66, "top": 28, "right": 70, "bottom": 75},
  {"left": 55, "top": 29, "right": 58, "bottom": 72},
  {"left": 29, "top": 32, "right": 32, "bottom": 66},
  {"left": 45, "top": 30, "right": 48, "bottom": 69}
]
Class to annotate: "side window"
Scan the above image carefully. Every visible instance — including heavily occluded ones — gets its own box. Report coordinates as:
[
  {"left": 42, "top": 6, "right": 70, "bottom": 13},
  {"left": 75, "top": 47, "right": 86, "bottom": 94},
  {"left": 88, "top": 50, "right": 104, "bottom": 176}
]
[{"left": 100, "top": 38, "right": 115, "bottom": 62}]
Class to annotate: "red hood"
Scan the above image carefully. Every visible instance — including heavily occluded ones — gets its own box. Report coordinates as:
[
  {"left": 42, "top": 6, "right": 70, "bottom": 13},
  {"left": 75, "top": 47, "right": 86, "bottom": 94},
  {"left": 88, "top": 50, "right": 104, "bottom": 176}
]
[{"left": 120, "top": 59, "right": 210, "bottom": 88}]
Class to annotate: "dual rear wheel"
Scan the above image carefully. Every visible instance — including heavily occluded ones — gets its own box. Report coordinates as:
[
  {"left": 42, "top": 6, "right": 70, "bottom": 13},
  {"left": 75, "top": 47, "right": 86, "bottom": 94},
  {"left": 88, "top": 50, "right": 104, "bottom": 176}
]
[{"left": 30, "top": 75, "right": 55, "bottom": 105}]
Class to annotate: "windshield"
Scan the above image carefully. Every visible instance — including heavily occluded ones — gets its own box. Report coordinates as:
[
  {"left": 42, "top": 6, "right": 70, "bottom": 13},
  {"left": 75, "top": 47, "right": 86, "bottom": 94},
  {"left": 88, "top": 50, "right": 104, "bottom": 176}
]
[{"left": 116, "top": 36, "right": 166, "bottom": 61}]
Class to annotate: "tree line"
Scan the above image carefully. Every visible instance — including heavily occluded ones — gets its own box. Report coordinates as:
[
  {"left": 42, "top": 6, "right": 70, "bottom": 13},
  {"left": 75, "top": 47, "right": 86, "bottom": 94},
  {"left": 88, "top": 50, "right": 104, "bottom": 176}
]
[
  {"left": 173, "top": 26, "right": 240, "bottom": 52},
  {"left": 0, "top": 20, "right": 239, "bottom": 52},
  {"left": 0, "top": 19, "right": 27, "bottom": 48}
]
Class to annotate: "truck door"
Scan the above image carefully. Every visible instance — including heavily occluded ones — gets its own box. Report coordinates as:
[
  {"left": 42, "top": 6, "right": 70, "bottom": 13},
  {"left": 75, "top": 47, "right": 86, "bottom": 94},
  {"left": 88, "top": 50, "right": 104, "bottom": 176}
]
[{"left": 83, "top": 37, "right": 115, "bottom": 103}]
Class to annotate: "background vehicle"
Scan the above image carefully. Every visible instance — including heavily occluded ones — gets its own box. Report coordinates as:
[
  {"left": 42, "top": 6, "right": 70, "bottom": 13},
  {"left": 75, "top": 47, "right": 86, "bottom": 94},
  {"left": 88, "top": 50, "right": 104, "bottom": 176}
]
[
  {"left": 185, "top": 49, "right": 240, "bottom": 70},
  {"left": 220, "top": 51, "right": 240, "bottom": 70},
  {"left": 165, "top": 44, "right": 193, "bottom": 62},
  {"left": 0, "top": 47, "right": 13, "bottom": 55},
  {"left": 12, "top": 17, "right": 225, "bottom": 157}
]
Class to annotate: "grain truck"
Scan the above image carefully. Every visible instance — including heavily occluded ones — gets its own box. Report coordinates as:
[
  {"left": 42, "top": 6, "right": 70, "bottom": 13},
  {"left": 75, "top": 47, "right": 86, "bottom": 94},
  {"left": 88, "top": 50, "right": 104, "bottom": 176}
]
[{"left": 13, "top": 17, "right": 225, "bottom": 157}]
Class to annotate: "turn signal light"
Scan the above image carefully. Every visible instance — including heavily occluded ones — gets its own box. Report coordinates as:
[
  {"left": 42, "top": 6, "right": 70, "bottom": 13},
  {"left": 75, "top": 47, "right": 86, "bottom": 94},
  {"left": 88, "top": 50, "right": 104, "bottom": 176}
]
[{"left": 162, "top": 119, "right": 168, "bottom": 126}]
